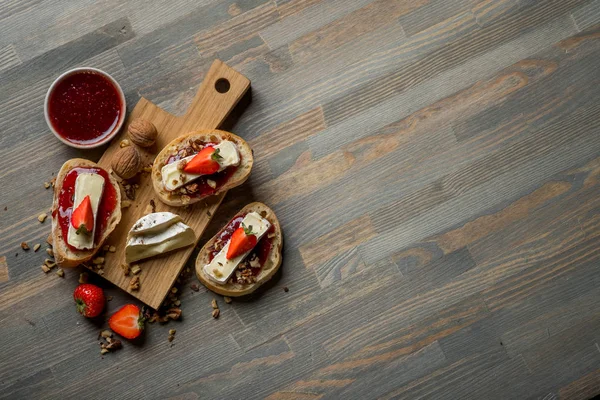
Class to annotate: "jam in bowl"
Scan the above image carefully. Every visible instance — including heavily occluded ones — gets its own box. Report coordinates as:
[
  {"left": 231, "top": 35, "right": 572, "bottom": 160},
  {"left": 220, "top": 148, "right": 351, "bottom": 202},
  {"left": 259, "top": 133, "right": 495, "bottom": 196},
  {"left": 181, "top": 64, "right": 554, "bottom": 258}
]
[{"left": 44, "top": 67, "right": 126, "bottom": 149}]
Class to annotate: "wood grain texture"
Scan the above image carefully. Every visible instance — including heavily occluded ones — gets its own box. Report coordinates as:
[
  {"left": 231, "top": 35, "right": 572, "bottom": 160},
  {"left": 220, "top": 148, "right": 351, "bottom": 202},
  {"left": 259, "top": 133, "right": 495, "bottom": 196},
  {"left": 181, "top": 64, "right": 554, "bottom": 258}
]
[{"left": 1, "top": 0, "right": 600, "bottom": 399}]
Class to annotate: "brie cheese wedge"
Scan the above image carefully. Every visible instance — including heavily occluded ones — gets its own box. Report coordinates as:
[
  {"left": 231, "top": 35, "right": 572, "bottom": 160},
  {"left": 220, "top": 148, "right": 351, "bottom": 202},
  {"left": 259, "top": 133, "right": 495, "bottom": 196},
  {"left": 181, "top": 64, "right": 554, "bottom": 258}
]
[
  {"left": 130, "top": 212, "right": 182, "bottom": 235},
  {"left": 204, "top": 212, "right": 271, "bottom": 285},
  {"left": 126, "top": 213, "right": 195, "bottom": 263},
  {"left": 67, "top": 173, "right": 105, "bottom": 250},
  {"left": 161, "top": 141, "right": 240, "bottom": 191}
]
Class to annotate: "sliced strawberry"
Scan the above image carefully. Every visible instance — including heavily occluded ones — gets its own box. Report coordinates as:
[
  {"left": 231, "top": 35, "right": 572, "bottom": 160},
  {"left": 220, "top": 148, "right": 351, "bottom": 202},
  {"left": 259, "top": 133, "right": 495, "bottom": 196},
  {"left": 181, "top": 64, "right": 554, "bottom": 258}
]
[
  {"left": 183, "top": 146, "right": 222, "bottom": 175},
  {"left": 108, "top": 304, "right": 145, "bottom": 340},
  {"left": 71, "top": 195, "right": 94, "bottom": 235},
  {"left": 226, "top": 223, "right": 257, "bottom": 260}
]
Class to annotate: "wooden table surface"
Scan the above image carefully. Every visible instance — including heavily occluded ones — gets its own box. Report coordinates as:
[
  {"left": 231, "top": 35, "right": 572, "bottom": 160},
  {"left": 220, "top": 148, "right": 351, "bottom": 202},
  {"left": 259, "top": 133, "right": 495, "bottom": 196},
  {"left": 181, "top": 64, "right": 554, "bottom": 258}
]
[{"left": 1, "top": 1, "right": 600, "bottom": 399}]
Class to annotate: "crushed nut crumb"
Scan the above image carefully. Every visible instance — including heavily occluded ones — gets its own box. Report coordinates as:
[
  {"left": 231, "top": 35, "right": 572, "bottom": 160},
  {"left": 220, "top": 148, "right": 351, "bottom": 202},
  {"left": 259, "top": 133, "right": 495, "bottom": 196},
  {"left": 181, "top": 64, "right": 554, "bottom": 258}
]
[
  {"left": 44, "top": 182, "right": 51, "bottom": 189},
  {"left": 21, "top": 242, "right": 29, "bottom": 250},
  {"left": 46, "top": 248, "right": 54, "bottom": 257},
  {"left": 171, "top": 287, "right": 178, "bottom": 294},
  {"left": 131, "top": 265, "right": 141, "bottom": 275},
  {"left": 168, "top": 335, "right": 175, "bottom": 342},
  {"left": 120, "top": 139, "right": 130, "bottom": 148},
  {"left": 101, "top": 330, "right": 112, "bottom": 338},
  {"left": 169, "top": 329, "right": 176, "bottom": 335},
  {"left": 190, "top": 283, "right": 199, "bottom": 292},
  {"left": 211, "top": 299, "right": 218, "bottom": 309},
  {"left": 212, "top": 309, "right": 220, "bottom": 319},
  {"left": 206, "top": 179, "right": 216, "bottom": 189},
  {"left": 109, "top": 246, "right": 116, "bottom": 253},
  {"left": 56, "top": 269, "right": 64, "bottom": 278},
  {"left": 121, "top": 264, "right": 130, "bottom": 276},
  {"left": 224, "top": 296, "right": 232, "bottom": 304},
  {"left": 79, "top": 272, "right": 89, "bottom": 283},
  {"left": 102, "top": 245, "right": 110, "bottom": 252},
  {"left": 38, "top": 213, "right": 47, "bottom": 223},
  {"left": 129, "top": 276, "right": 140, "bottom": 291},
  {"left": 284, "top": 286, "right": 289, "bottom": 293},
  {"left": 32, "top": 243, "right": 41, "bottom": 252},
  {"left": 92, "top": 257, "right": 105, "bottom": 265},
  {"left": 121, "top": 200, "right": 132, "bottom": 209},
  {"left": 41, "top": 265, "right": 50, "bottom": 273}
]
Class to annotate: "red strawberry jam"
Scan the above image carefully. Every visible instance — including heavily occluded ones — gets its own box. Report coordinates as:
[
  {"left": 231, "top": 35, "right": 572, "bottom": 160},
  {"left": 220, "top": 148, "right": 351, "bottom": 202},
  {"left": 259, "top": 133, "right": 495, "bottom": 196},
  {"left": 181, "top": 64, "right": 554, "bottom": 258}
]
[
  {"left": 54, "top": 167, "right": 118, "bottom": 251},
  {"left": 48, "top": 71, "right": 122, "bottom": 145}
]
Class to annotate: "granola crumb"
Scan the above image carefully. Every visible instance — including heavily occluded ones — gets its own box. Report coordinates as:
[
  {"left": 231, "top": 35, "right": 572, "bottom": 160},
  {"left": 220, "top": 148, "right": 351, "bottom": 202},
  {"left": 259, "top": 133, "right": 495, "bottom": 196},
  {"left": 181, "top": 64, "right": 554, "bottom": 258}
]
[
  {"left": 211, "top": 299, "right": 218, "bottom": 309},
  {"left": 21, "top": 242, "right": 29, "bottom": 250},
  {"left": 131, "top": 265, "right": 141, "bottom": 275},
  {"left": 224, "top": 296, "right": 232, "bottom": 304},
  {"left": 41, "top": 265, "right": 51, "bottom": 273},
  {"left": 169, "top": 329, "right": 176, "bottom": 335},
  {"left": 38, "top": 213, "right": 47, "bottom": 223},
  {"left": 44, "top": 182, "right": 51, "bottom": 189},
  {"left": 32, "top": 243, "right": 41, "bottom": 252},
  {"left": 212, "top": 309, "right": 220, "bottom": 319},
  {"left": 46, "top": 248, "right": 54, "bottom": 257},
  {"left": 100, "top": 330, "right": 112, "bottom": 338},
  {"left": 56, "top": 269, "right": 64, "bottom": 278},
  {"left": 100, "top": 348, "right": 110, "bottom": 355},
  {"left": 121, "top": 264, "right": 130, "bottom": 276}
]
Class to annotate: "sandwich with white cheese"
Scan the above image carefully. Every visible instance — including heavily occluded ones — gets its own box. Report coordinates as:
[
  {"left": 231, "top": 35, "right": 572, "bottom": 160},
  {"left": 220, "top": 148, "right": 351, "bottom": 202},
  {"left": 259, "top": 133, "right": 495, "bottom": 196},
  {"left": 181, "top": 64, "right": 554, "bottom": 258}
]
[
  {"left": 51, "top": 158, "right": 122, "bottom": 267},
  {"left": 152, "top": 129, "right": 253, "bottom": 207},
  {"left": 196, "top": 202, "right": 283, "bottom": 297}
]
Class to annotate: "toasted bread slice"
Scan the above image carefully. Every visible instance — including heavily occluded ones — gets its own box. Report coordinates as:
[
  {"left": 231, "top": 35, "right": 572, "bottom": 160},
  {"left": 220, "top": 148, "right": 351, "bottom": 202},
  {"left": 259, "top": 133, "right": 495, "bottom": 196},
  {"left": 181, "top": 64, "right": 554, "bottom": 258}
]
[
  {"left": 196, "top": 202, "right": 283, "bottom": 297},
  {"left": 152, "top": 129, "right": 253, "bottom": 207},
  {"left": 51, "top": 158, "right": 122, "bottom": 268}
]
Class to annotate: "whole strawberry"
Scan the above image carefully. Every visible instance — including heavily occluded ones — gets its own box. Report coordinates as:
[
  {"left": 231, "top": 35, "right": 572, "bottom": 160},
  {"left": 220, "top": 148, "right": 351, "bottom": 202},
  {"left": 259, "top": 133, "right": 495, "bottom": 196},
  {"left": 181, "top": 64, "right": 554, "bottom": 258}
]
[{"left": 73, "top": 284, "right": 105, "bottom": 318}]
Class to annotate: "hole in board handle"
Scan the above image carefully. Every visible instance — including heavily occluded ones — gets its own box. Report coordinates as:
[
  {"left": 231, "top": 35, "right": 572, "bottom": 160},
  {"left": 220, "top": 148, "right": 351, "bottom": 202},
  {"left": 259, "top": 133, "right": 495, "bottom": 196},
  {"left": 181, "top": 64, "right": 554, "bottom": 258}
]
[{"left": 215, "top": 78, "right": 230, "bottom": 94}]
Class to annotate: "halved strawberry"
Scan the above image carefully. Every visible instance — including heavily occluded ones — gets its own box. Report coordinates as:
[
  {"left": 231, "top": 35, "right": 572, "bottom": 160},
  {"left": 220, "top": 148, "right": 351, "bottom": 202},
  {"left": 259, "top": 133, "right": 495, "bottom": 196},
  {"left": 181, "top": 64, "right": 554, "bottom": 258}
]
[
  {"left": 108, "top": 304, "right": 145, "bottom": 340},
  {"left": 226, "top": 223, "right": 257, "bottom": 260},
  {"left": 71, "top": 195, "right": 94, "bottom": 235},
  {"left": 183, "top": 146, "right": 222, "bottom": 175}
]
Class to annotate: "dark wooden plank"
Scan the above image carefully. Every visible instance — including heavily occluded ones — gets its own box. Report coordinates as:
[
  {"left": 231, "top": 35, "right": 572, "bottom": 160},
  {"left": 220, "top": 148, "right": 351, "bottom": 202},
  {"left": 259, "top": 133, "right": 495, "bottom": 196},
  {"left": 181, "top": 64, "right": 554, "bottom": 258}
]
[{"left": 2, "top": 1, "right": 600, "bottom": 399}]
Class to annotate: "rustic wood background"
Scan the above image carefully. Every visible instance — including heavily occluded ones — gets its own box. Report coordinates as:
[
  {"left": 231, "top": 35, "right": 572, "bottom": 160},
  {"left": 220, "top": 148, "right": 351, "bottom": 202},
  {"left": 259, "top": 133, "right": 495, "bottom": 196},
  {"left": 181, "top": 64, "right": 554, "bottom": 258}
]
[{"left": 1, "top": 0, "right": 600, "bottom": 399}]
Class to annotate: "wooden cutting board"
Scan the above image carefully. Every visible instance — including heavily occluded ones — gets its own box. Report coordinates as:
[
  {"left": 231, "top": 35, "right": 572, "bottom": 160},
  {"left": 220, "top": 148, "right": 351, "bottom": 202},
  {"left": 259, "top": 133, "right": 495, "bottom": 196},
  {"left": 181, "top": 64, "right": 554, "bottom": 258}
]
[{"left": 93, "top": 60, "right": 250, "bottom": 309}]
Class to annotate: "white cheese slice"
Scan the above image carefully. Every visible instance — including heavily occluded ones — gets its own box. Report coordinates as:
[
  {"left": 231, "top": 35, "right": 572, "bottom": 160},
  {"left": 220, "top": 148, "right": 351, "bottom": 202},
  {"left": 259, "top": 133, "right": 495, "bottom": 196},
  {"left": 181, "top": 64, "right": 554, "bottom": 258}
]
[
  {"left": 126, "top": 221, "right": 196, "bottom": 263},
  {"left": 67, "top": 173, "right": 105, "bottom": 250},
  {"left": 129, "top": 212, "right": 182, "bottom": 235},
  {"left": 161, "top": 140, "right": 240, "bottom": 191},
  {"left": 203, "top": 212, "right": 271, "bottom": 285}
]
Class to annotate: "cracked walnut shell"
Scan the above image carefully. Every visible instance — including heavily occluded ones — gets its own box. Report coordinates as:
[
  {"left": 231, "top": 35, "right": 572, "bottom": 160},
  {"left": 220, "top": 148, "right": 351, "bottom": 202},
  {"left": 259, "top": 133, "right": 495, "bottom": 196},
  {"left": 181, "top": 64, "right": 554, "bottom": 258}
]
[
  {"left": 128, "top": 118, "right": 157, "bottom": 147},
  {"left": 111, "top": 146, "right": 141, "bottom": 179}
]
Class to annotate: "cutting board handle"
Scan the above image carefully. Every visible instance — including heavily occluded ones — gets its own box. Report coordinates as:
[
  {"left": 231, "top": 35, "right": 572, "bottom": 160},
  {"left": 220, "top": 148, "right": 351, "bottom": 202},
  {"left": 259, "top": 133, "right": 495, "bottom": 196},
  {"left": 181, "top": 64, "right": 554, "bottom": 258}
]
[{"left": 180, "top": 60, "right": 251, "bottom": 133}]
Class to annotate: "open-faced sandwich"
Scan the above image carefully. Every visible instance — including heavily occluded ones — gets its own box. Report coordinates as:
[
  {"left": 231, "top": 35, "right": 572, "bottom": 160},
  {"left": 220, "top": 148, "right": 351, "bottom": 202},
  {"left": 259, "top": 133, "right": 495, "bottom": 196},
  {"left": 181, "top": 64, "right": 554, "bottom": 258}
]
[
  {"left": 196, "top": 202, "right": 283, "bottom": 297},
  {"left": 51, "top": 158, "right": 122, "bottom": 267},
  {"left": 152, "top": 129, "right": 253, "bottom": 207}
]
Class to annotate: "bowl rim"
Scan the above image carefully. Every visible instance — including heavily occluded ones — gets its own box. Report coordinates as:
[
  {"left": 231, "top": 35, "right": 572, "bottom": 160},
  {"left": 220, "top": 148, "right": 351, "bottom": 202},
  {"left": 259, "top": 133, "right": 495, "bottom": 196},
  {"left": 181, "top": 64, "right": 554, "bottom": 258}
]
[{"left": 44, "top": 67, "right": 127, "bottom": 149}]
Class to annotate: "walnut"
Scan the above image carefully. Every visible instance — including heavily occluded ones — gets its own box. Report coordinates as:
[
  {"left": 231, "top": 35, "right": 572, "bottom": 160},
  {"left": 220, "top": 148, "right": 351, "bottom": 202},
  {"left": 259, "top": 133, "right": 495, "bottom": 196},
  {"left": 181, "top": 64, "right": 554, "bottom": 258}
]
[
  {"left": 128, "top": 118, "right": 157, "bottom": 147},
  {"left": 111, "top": 146, "right": 141, "bottom": 179}
]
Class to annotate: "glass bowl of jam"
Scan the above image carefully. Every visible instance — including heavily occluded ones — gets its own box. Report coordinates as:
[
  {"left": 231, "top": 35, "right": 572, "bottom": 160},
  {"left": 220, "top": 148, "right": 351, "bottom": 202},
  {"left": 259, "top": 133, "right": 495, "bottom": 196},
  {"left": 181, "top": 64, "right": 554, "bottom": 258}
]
[{"left": 44, "top": 67, "right": 126, "bottom": 149}]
